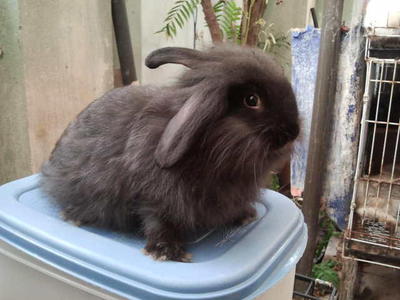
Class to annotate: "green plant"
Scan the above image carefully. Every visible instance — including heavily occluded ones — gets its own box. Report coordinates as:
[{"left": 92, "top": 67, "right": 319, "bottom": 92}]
[
  {"left": 270, "top": 173, "right": 280, "bottom": 191},
  {"left": 213, "top": 0, "right": 242, "bottom": 42},
  {"left": 157, "top": 0, "right": 286, "bottom": 49},
  {"left": 157, "top": 0, "right": 242, "bottom": 42},
  {"left": 312, "top": 260, "right": 340, "bottom": 287},
  {"left": 315, "top": 211, "right": 340, "bottom": 259},
  {"left": 156, "top": 0, "right": 201, "bottom": 37},
  {"left": 257, "top": 21, "right": 290, "bottom": 54}
]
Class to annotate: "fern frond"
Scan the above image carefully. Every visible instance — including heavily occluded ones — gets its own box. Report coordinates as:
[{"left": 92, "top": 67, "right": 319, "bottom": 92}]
[
  {"left": 214, "top": 0, "right": 242, "bottom": 42},
  {"left": 157, "top": 0, "right": 201, "bottom": 38}
]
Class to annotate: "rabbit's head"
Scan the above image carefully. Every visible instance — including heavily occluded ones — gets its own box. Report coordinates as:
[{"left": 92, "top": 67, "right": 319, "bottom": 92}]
[{"left": 146, "top": 45, "right": 299, "bottom": 170}]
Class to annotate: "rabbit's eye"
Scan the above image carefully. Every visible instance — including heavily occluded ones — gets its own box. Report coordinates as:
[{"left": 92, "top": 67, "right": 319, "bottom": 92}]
[{"left": 244, "top": 94, "right": 261, "bottom": 109}]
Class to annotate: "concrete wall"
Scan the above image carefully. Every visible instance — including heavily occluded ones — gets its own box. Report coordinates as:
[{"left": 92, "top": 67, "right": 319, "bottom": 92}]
[
  {"left": 0, "top": 0, "right": 114, "bottom": 183},
  {"left": 139, "top": 0, "right": 197, "bottom": 85},
  {"left": 0, "top": 0, "right": 32, "bottom": 183},
  {"left": 323, "top": 0, "right": 367, "bottom": 228}
]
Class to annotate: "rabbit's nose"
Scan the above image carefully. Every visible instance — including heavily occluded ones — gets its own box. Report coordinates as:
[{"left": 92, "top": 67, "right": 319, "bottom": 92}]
[
  {"left": 273, "top": 122, "right": 299, "bottom": 148},
  {"left": 287, "top": 122, "right": 300, "bottom": 140}
]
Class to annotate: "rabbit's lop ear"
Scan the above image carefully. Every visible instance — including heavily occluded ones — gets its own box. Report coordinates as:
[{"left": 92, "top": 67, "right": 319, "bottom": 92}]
[
  {"left": 155, "top": 87, "right": 226, "bottom": 168},
  {"left": 145, "top": 47, "right": 207, "bottom": 69}
]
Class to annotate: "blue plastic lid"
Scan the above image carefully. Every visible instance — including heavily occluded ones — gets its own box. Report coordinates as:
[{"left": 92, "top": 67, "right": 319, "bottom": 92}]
[{"left": 0, "top": 175, "right": 307, "bottom": 300}]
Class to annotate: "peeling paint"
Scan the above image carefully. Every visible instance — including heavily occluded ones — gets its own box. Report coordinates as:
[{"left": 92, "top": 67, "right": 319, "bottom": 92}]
[
  {"left": 290, "top": 26, "right": 320, "bottom": 197},
  {"left": 323, "top": 22, "right": 365, "bottom": 229},
  {"left": 291, "top": 22, "right": 365, "bottom": 229},
  {"left": 347, "top": 104, "right": 356, "bottom": 118}
]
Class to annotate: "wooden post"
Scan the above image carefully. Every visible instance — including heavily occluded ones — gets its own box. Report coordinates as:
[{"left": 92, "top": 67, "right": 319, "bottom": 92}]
[
  {"left": 340, "top": 259, "right": 358, "bottom": 300},
  {"left": 297, "top": 0, "right": 344, "bottom": 276}
]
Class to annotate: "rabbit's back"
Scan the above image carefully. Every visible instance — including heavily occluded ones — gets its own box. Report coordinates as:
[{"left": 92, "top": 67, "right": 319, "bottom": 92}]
[{"left": 41, "top": 85, "right": 161, "bottom": 229}]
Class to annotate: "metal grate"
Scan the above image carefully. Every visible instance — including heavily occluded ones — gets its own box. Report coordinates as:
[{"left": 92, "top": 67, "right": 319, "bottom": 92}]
[
  {"left": 293, "top": 274, "right": 338, "bottom": 300},
  {"left": 344, "top": 28, "right": 400, "bottom": 269}
]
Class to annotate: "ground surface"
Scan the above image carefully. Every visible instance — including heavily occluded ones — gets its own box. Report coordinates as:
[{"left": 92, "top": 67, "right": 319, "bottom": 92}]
[{"left": 354, "top": 263, "right": 400, "bottom": 300}]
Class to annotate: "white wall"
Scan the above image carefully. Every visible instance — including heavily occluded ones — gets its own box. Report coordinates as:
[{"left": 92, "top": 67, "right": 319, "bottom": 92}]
[
  {"left": 0, "top": 0, "right": 114, "bottom": 179},
  {"left": 128, "top": 0, "right": 245, "bottom": 85},
  {"left": 141, "top": 0, "right": 197, "bottom": 85},
  {"left": 365, "top": 0, "right": 400, "bottom": 27}
]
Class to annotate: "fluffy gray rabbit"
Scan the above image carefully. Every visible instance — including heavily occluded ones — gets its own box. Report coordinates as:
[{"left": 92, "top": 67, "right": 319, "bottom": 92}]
[{"left": 41, "top": 45, "right": 300, "bottom": 262}]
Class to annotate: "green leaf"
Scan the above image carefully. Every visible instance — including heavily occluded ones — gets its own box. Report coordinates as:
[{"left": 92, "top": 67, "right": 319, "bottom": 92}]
[
  {"left": 181, "top": 5, "right": 190, "bottom": 19},
  {"left": 156, "top": 0, "right": 200, "bottom": 38},
  {"left": 175, "top": 13, "right": 184, "bottom": 28},
  {"left": 213, "top": 1, "right": 225, "bottom": 12},
  {"left": 214, "top": 0, "right": 242, "bottom": 41},
  {"left": 312, "top": 260, "right": 340, "bottom": 287}
]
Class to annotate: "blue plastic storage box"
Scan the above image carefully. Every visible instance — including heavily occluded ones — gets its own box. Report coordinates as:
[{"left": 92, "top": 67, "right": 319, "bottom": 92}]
[{"left": 0, "top": 175, "right": 307, "bottom": 300}]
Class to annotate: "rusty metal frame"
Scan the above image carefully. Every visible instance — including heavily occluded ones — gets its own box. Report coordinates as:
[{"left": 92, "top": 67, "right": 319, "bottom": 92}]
[{"left": 344, "top": 30, "right": 400, "bottom": 269}]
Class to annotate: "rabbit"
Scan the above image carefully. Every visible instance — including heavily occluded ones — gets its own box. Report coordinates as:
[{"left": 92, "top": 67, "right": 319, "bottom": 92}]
[{"left": 40, "top": 44, "right": 300, "bottom": 262}]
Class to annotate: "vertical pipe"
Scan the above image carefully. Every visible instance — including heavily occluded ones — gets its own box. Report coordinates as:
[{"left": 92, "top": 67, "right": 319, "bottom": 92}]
[
  {"left": 366, "top": 62, "right": 385, "bottom": 223},
  {"left": 310, "top": 8, "right": 319, "bottom": 28},
  {"left": 384, "top": 61, "right": 398, "bottom": 224},
  {"left": 297, "top": 0, "right": 344, "bottom": 276},
  {"left": 112, "top": 0, "right": 137, "bottom": 85}
]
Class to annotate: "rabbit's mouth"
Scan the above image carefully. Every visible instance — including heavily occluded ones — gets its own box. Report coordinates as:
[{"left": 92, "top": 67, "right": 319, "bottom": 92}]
[{"left": 269, "top": 123, "right": 300, "bottom": 150}]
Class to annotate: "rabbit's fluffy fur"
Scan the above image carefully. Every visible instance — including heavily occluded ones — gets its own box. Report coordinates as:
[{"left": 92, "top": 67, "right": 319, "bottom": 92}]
[{"left": 41, "top": 45, "right": 299, "bottom": 261}]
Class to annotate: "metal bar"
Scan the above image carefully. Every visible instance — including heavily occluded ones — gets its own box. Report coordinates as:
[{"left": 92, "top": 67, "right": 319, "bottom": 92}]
[
  {"left": 310, "top": 8, "right": 319, "bottom": 28},
  {"left": 362, "top": 181, "right": 371, "bottom": 223},
  {"left": 294, "top": 274, "right": 318, "bottom": 300},
  {"left": 392, "top": 111, "right": 400, "bottom": 233},
  {"left": 366, "top": 62, "right": 385, "bottom": 176},
  {"left": 347, "top": 232, "right": 400, "bottom": 244},
  {"left": 364, "top": 36, "right": 370, "bottom": 60},
  {"left": 362, "top": 62, "right": 385, "bottom": 224},
  {"left": 294, "top": 274, "right": 337, "bottom": 300},
  {"left": 293, "top": 291, "right": 320, "bottom": 300},
  {"left": 383, "top": 62, "right": 398, "bottom": 225},
  {"left": 396, "top": 196, "right": 400, "bottom": 233},
  {"left": 361, "top": 62, "right": 385, "bottom": 225},
  {"left": 360, "top": 177, "right": 400, "bottom": 185},
  {"left": 365, "top": 120, "right": 400, "bottom": 126},
  {"left": 372, "top": 63, "right": 394, "bottom": 222},
  {"left": 345, "top": 29, "right": 400, "bottom": 270},
  {"left": 348, "top": 60, "right": 373, "bottom": 231},
  {"left": 368, "top": 34, "right": 400, "bottom": 38},
  {"left": 298, "top": 0, "right": 344, "bottom": 276},
  {"left": 348, "top": 230, "right": 400, "bottom": 242},
  {"left": 347, "top": 228, "right": 400, "bottom": 241},
  {"left": 112, "top": 0, "right": 137, "bottom": 85},
  {"left": 296, "top": 273, "right": 316, "bottom": 281},
  {"left": 366, "top": 58, "right": 400, "bottom": 63},
  {"left": 369, "top": 79, "right": 400, "bottom": 84},
  {"left": 345, "top": 236, "right": 400, "bottom": 250},
  {"left": 304, "top": 278, "right": 315, "bottom": 296},
  {"left": 342, "top": 255, "right": 400, "bottom": 270}
]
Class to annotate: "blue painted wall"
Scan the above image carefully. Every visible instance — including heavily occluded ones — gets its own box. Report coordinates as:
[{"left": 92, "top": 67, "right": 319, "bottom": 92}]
[{"left": 290, "top": 26, "right": 320, "bottom": 197}]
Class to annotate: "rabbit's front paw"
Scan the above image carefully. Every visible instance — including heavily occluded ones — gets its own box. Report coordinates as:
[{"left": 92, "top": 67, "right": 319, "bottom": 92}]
[{"left": 232, "top": 206, "right": 258, "bottom": 226}]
